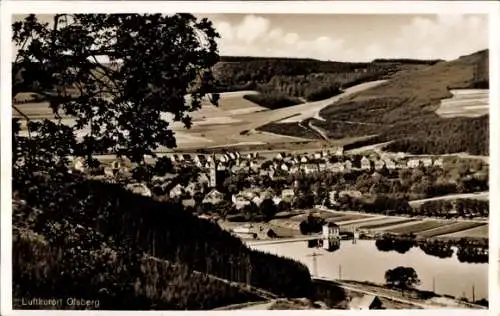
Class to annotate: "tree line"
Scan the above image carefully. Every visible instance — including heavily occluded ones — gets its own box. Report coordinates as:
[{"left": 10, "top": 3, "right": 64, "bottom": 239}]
[
  {"left": 375, "top": 234, "right": 488, "bottom": 263},
  {"left": 13, "top": 173, "right": 313, "bottom": 309}
]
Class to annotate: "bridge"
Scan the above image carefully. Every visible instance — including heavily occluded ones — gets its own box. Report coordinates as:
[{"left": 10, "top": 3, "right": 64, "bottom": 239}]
[{"left": 245, "top": 235, "right": 321, "bottom": 247}]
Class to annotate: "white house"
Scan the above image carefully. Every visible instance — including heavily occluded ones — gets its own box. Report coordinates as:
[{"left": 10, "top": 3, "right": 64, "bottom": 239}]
[
  {"left": 252, "top": 196, "right": 264, "bottom": 206},
  {"left": 232, "top": 194, "right": 251, "bottom": 210},
  {"left": 198, "top": 173, "right": 210, "bottom": 186},
  {"left": 169, "top": 184, "right": 184, "bottom": 198},
  {"left": 290, "top": 166, "right": 300, "bottom": 174},
  {"left": 300, "top": 156, "right": 309, "bottom": 164},
  {"left": 126, "top": 183, "right": 152, "bottom": 197},
  {"left": 374, "top": 160, "right": 385, "bottom": 171},
  {"left": 396, "top": 161, "right": 407, "bottom": 169},
  {"left": 334, "top": 146, "right": 344, "bottom": 156},
  {"left": 331, "top": 162, "right": 345, "bottom": 173},
  {"left": 281, "top": 163, "right": 289, "bottom": 172},
  {"left": 104, "top": 166, "right": 114, "bottom": 177},
  {"left": 281, "top": 189, "right": 295, "bottom": 199},
  {"left": 185, "top": 182, "right": 200, "bottom": 197},
  {"left": 304, "top": 164, "right": 318, "bottom": 174},
  {"left": 361, "top": 157, "right": 371, "bottom": 170},
  {"left": 272, "top": 196, "right": 282, "bottom": 205},
  {"left": 250, "top": 161, "right": 259, "bottom": 170},
  {"left": 384, "top": 159, "right": 396, "bottom": 170},
  {"left": 259, "top": 169, "right": 269, "bottom": 177},
  {"left": 72, "top": 157, "right": 86, "bottom": 172},
  {"left": 322, "top": 222, "right": 340, "bottom": 250},
  {"left": 433, "top": 158, "right": 444, "bottom": 167},
  {"left": 344, "top": 160, "right": 353, "bottom": 171},
  {"left": 202, "top": 189, "right": 224, "bottom": 205},
  {"left": 421, "top": 157, "right": 433, "bottom": 167},
  {"left": 313, "top": 153, "right": 322, "bottom": 160},
  {"left": 407, "top": 159, "right": 421, "bottom": 169},
  {"left": 339, "top": 190, "right": 363, "bottom": 199}
]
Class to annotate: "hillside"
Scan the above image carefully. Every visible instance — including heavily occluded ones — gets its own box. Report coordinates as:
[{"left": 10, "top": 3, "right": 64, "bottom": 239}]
[
  {"left": 262, "top": 49, "right": 489, "bottom": 155},
  {"left": 211, "top": 57, "right": 436, "bottom": 108},
  {"left": 12, "top": 173, "right": 314, "bottom": 310}
]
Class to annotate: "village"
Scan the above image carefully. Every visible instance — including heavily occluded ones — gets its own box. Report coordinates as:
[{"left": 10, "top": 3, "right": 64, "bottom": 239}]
[{"left": 67, "top": 145, "right": 489, "bottom": 246}]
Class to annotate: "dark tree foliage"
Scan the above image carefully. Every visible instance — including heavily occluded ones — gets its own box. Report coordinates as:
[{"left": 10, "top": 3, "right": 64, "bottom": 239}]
[
  {"left": 257, "top": 122, "right": 321, "bottom": 139},
  {"left": 418, "top": 240, "right": 454, "bottom": 259},
  {"left": 384, "top": 266, "right": 421, "bottom": 291},
  {"left": 311, "top": 280, "right": 348, "bottom": 308},
  {"left": 299, "top": 215, "right": 326, "bottom": 235},
  {"left": 260, "top": 198, "right": 278, "bottom": 221},
  {"left": 383, "top": 116, "right": 489, "bottom": 156},
  {"left": 375, "top": 234, "right": 416, "bottom": 254},
  {"left": 13, "top": 174, "right": 313, "bottom": 307},
  {"left": 13, "top": 13, "right": 220, "bottom": 174},
  {"left": 457, "top": 245, "right": 489, "bottom": 263},
  {"left": 415, "top": 199, "right": 489, "bottom": 219},
  {"left": 243, "top": 92, "right": 302, "bottom": 110},
  {"left": 374, "top": 235, "right": 488, "bottom": 264},
  {"left": 372, "top": 58, "right": 443, "bottom": 65}
]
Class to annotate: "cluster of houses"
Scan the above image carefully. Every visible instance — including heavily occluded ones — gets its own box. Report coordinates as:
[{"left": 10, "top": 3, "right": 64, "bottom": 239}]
[
  {"left": 162, "top": 149, "right": 445, "bottom": 181},
  {"left": 69, "top": 148, "right": 446, "bottom": 212},
  {"left": 266, "top": 151, "right": 444, "bottom": 176},
  {"left": 71, "top": 148, "right": 445, "bottom": 184}
]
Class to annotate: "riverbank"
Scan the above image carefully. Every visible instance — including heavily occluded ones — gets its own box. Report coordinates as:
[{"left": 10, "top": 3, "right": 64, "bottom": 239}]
[
  {"left": 219, "top": 208, "right": 488, "bottom": 242},
  {"left": 337, "top": 280, "right": 487, "bottom": 309}
]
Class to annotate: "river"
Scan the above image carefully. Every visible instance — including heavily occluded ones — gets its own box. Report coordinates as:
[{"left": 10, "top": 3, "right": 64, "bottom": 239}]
[{"left": 248, "top": 239, "right": 487, "bottom": 300}]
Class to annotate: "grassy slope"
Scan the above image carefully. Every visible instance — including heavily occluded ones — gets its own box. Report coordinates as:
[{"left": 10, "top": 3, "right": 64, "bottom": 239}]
[
  {"left": 258, "top": 50, "right": 488, "bottom": 155},
  {"left": 318, "top": 50, "right": 489, "bottom": 155}
]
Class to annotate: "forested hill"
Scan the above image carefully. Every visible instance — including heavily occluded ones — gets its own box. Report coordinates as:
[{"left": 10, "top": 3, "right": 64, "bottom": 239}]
[
  {"left": 313, "top": 49, "right": 489, "bottom": 155},
  {"left": 12, "top": 56, "right": 441, "bottom": 108},
  {"left": 13, "top": 174, "right": 314, "bottom": 309},
  {"left": 211, "top": 56, "right": 439, "bottom": 107}
]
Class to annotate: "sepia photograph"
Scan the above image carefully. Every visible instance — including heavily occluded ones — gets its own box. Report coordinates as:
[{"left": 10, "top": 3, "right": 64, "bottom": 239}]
[{"left": 2, "top": 1, "right": 496, "bottom": 312}]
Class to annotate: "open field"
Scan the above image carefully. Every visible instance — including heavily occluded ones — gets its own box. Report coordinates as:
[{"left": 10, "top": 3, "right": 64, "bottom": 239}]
[
  {"left": 357, "top": 218, "right": 416, "bottom": 230},
  {"left": 409, "top": 191, "right": 489, "bottom": 207},
  {"left": 337, "top": 216, "right": 403, "bottom": 227},
  {"left": 441, "top": 225, "right": 489, "bottom": 238},
  {"left": 436, "top": 89, "right": 489, "bottom": 118},
  {"left": 275, "top": 80, "right": 386, "bottom": 123},
  {"left": 289, "top": 213, "right": 370, "bottom": 223},
  {"left": 15, "top": 81, "right": 385, "bottom": 150},
  {"left": 382, "top": 221, "right": 450, "bottom": 235},
  {"left": 417, "top": 222, "right": 486, "bottom": 238}
]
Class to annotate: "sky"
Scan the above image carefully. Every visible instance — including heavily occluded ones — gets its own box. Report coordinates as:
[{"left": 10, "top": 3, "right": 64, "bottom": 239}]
[
  {"left": 201, "top": 14, "right": 488, "bottom": 61},
  {"left": 12, "top": 14, "right": 488, "bottom": 62}
]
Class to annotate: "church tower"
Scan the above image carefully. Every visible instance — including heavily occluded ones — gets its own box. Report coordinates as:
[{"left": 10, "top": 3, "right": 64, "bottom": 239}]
[{"left": 209, "top": 153, "right": 217, "bottom": 188}]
